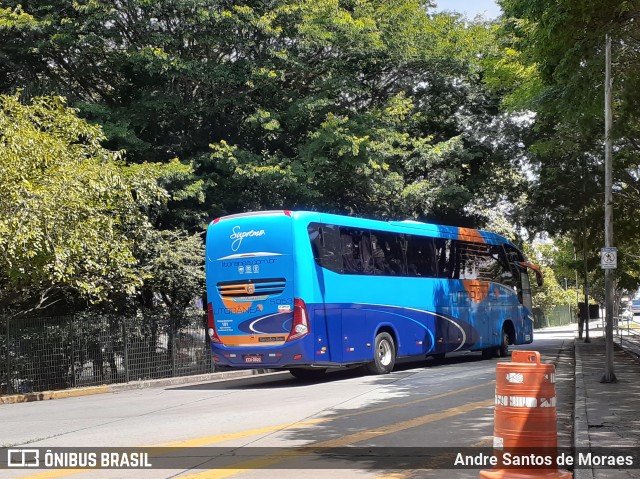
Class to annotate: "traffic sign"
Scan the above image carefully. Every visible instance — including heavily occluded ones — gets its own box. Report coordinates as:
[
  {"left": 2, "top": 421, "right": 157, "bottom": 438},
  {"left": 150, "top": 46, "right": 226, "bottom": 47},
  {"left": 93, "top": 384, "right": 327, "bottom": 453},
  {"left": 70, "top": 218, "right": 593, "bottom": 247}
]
[{"left": 601, "top": 247, "right": 617, "bottom": 269}]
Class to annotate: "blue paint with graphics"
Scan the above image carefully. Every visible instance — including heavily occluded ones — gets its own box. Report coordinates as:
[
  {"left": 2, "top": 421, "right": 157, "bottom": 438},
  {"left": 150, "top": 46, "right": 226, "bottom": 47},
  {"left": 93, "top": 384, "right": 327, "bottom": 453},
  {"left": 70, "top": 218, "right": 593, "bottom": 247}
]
[{"left": 205, "top": 211, "right": 535, "bottom": 370}]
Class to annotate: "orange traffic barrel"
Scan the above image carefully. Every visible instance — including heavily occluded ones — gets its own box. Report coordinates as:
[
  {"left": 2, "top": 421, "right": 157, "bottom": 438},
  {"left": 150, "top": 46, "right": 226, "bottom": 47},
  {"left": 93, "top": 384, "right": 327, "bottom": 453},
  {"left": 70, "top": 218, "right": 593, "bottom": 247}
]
[{"left": 480, "top": 350, "right": 572, "bottom": 479}]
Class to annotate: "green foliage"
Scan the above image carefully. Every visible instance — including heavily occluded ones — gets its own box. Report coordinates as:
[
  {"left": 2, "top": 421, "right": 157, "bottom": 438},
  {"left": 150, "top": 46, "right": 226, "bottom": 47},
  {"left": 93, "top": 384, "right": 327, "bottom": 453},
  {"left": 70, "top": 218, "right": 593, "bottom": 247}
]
[
  {"left": 0, "top": 0, "right": 529, "bottom": 231},
  {"left": 525, "top": 241, "right": 577, "bottom": 311},
  {"left": 0, "top": 5, "right": 42, "bottom": 29},
  {"left": 0, "top": 1, "right": 554, "bottom": 322},
  {"left": 0, "top": 93, "right": 178, "bottom": 313},
  {"left": 493, "top": 0, "right": 640, "bottom": 298},
  {"left": 140, "top": 230, "right": 205, "bottom": 311}
]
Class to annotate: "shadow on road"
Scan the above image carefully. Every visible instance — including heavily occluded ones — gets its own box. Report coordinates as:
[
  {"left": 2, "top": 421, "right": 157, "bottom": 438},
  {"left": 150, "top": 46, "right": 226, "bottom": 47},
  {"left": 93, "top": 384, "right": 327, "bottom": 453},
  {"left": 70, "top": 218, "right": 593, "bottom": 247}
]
[{"left": 169, "top": 352, "right": 491, "bottom": 391}]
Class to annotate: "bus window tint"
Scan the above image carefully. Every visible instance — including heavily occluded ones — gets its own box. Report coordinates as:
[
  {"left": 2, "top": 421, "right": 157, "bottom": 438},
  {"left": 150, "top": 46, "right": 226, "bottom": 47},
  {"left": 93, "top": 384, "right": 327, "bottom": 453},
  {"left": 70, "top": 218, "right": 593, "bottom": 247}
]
[
  {"left": 504, "top": 244, "right": 524, "bottom": 263},
  {"left": 435, "top": 238, "right": 455, "bottom": 278},
  {"left": 455, "top": 242, "right": 491, "bottom": 281},
  {"left": 371, "top": 231, "right": 406, "bottom": 276},
  {"left": 406, "top": 235, "right": 436, "bottom": 277},
  {"left": 340, "top": 227, "right": 373, "bottom": 274},
  {"left": 308, "top": 222, "right": 519, "bottom": 286},
  {"left": 308, "top": 223, "right": 342, "bottom": 272},
  {"left": 453, "top": 241, "right": 516, "bottom": 285},
  {"left": 493, "top": 245, "right": 517, "bottom": 287}
]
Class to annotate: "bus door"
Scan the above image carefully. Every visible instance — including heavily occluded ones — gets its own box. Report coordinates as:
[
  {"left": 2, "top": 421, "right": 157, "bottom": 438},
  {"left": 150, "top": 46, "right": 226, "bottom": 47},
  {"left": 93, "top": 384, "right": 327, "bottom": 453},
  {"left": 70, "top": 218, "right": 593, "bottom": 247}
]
[
  {"left": 519, "top": 269, "right": 533, "bottom": 311},
  {"left": 206, "top": 213, "right": 296, "bottom": 349},
  {"left": 513, "top": 260, "right": 542, "bottom": 343}
]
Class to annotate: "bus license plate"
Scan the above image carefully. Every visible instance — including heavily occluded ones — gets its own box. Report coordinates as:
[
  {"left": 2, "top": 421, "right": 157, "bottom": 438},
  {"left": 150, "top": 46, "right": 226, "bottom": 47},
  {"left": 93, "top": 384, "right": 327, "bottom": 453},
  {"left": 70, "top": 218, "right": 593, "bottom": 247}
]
[{"left": 244, "top": 355, "right": 262, "bottom": 364}]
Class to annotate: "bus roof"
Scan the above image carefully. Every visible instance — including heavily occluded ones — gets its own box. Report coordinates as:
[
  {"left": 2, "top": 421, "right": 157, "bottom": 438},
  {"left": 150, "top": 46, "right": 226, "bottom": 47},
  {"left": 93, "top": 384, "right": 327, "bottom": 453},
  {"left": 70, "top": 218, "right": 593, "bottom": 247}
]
[{"left": 212, "top": 210, "right": 518, "bottom": 249}]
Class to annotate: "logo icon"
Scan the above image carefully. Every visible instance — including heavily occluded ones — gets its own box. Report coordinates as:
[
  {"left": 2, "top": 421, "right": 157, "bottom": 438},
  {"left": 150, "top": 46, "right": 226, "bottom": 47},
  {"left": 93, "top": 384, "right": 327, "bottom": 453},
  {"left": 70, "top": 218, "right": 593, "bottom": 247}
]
[
  {"left": 246, "top": 284, "right": 255, "bottom": 294},
  {"left": 229, "top": 226, "right": 265, "bottom": 252},
  {"left": 8, "top": 449, "right": 40, "bottom": 468}
]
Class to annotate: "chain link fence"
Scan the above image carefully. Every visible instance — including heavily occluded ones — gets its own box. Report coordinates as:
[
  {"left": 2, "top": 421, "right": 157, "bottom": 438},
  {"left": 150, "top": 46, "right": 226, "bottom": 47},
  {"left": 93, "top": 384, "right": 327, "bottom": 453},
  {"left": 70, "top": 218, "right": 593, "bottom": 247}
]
[
  {"left": 0, "top": 308, "right": 214, "bottom": 395},
  {"left": 533, "top": 305, "right": 576, "bottom": 329}
]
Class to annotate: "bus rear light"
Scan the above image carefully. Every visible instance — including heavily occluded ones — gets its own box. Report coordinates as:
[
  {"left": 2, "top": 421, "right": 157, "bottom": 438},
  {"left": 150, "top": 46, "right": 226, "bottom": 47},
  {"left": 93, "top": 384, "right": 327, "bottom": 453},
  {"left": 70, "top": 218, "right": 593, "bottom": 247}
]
[
  {"left": 268, "top": 353, "right": 283, "bottom": 357},
  {"left": 287, "top": 298, "right": 310, "bottom": 342},
  {"left": 213, "top": 356, "right": 220, "bottom": 362},
  {"left": 207, "top": 303, "right": 222, "bottom": 344},
  {"left": 284, "top": 210, "right": 292, "bottom": 217},
  {"left": 293, "top": 354, "right": 303, "bottom": 360}
]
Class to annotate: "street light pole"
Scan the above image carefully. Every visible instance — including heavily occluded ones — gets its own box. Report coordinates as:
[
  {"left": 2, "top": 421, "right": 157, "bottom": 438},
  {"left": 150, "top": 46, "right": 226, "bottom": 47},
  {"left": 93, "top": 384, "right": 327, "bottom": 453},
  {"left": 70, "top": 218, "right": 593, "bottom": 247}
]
[{"left": 602, "top": 34, "right": 617, "bottom": 383}]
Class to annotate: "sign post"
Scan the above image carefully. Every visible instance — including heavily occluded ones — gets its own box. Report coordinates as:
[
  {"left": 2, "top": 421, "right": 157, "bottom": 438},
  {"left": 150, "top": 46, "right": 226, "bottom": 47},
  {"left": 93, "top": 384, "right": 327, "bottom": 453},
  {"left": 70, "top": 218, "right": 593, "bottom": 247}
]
[{"left": 600, "top": 247, "right": 617, "bottom": 270}]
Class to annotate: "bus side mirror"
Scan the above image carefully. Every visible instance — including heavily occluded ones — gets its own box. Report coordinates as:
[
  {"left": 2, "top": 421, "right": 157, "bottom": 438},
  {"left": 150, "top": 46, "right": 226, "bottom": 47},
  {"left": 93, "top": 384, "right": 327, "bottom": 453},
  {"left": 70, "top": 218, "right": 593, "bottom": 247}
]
[
  {"left": 515, "top": 261, "right": 544, "bottom": 288},
  {"left": 534, "top": 270, "right": 543, "bottom": 287}
]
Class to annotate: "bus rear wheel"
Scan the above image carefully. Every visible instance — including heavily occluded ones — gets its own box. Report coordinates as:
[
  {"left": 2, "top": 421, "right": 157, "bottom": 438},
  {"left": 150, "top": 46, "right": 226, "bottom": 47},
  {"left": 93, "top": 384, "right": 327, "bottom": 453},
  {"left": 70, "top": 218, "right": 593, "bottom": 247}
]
[
  {"left": 367, "top": 332, "right": 396, "bottom": 374},
  {"left": 498, "top": 329, "right": 510, "bottom": 358},
  {"left": 481, "top": 348, "right": 495, "bottom": 360},
  {"left": 289, "top": 368, "right": 327, "bottom": 380},
  {"left": 429, "top": 353, "right": 445, "bottom": 363}
]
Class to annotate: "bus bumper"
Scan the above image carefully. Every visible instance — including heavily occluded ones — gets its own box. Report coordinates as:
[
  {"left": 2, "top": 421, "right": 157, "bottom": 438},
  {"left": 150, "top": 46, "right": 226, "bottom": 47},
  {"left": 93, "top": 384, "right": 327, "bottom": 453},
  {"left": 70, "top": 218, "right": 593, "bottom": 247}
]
[{"left": 210, "top": 342, "right": 313, "bottom": 368}]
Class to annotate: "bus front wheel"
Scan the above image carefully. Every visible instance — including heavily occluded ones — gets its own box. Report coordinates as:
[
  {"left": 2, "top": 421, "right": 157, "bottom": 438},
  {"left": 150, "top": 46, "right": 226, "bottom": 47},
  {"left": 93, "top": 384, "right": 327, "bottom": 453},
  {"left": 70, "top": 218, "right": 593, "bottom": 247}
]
[{"left": 367, "top": 332, "right": 396, "bottom": 374}]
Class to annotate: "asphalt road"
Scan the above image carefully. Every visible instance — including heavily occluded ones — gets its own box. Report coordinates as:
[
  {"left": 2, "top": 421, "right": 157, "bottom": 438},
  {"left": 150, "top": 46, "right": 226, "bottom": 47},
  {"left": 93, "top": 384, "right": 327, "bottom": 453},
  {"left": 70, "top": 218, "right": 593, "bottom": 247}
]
[{"left": 0, "top": 326, "right": 576, "bottom": 479}]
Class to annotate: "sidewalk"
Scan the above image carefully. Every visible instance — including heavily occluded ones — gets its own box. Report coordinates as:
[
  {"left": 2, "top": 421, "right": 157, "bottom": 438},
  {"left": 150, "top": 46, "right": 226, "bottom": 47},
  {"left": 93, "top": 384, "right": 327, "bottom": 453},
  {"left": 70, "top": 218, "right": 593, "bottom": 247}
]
[{"left": 574, "top": 321, "right": 640, "bottom": 479}]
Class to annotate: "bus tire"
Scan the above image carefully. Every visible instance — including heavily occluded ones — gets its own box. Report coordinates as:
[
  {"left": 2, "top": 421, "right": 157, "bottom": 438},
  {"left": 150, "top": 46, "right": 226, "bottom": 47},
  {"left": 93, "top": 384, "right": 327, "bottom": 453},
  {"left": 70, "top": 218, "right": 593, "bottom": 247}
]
[
  {"left": 498, "top": 329, "right": 510, "bottom": 358},
  {"left": 289, "top": 368, "right": 327, "bottom": 380},
  {"left": 429, "top": 353, "right": 445, "bottom": 363},
  {"left": 367, "top": 332, "right": 396, "bottom": 374},
  {"left": 481, "top": 348, "right": 495, "bottom": 360}
]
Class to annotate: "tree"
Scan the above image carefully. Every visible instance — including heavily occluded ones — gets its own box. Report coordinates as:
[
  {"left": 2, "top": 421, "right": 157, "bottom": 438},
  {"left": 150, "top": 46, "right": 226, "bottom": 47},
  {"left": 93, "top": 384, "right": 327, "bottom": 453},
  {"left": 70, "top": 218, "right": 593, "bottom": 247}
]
[
  {"left": 0, "top": 93, "right": 189, "bottom": 316},
  {"left": 1, "top": 0, "right": 528, "bottom": 230},
  {"left": 484, "top": 1, "right": 640, "bottom": 315}
]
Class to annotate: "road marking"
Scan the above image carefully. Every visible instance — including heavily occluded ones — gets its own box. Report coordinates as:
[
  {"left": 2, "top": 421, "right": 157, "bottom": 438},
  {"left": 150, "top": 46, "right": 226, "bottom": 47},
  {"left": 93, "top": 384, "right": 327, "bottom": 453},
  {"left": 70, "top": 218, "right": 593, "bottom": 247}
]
[
  {"left": 10, "top": 382, "right": 494, "bottom": 479},
  {"left": 175, "top": 398, "right": 494, "bottom": 478},
  {"left": 153, "top": 419, "right": 327, "bottom": 447},
  {"left": 8, "top": 420, "right": 327, "bottom": 479},
  {"left": 329, "top": 381, "right": 492, "bottom": 420}
]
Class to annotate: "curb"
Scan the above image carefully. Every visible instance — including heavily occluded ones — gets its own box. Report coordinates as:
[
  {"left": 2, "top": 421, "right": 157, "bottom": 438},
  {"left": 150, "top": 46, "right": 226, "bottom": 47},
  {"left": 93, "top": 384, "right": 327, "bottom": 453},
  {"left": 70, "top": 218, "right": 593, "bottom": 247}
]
[
  {"left": 573, "top": 339, "right": 594, "bottom": 479},
  {"left": 0, "top": 368, "right": 279, "bottom": 405}
]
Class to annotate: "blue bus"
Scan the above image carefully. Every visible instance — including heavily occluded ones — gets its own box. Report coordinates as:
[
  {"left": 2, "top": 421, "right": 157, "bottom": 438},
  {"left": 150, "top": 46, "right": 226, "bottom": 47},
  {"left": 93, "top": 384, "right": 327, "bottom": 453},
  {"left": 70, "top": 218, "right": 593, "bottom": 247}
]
[{"left": 205, "top": 210, "right": 543, "bottom": 378}]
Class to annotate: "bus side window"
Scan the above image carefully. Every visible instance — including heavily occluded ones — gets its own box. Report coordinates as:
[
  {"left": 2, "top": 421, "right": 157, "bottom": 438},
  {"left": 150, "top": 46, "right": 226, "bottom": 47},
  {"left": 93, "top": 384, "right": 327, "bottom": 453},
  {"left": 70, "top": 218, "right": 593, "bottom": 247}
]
[
  {"left": 435, "top": 238, "right": 456, "bottom": 279},
  {"left": 491, "top": 245, "right": 517, "bottom": 287},
  {"left": 371, "top": 233, "right": 387, "bottom": 274},
  {"left": 503, "top": 244, "right": 527, "bottom": 301},
  {"left": 372, "top": 231, "right": 406, "bottom": 276},
  {"left": 308, "top": 223, "right": 342, "bottom": 273},
  {"left": 340, "top": 227, "right": 372, "bottom": 275},
  {"left": 407, "top": 235, "right": 437, "bottom": 277}
]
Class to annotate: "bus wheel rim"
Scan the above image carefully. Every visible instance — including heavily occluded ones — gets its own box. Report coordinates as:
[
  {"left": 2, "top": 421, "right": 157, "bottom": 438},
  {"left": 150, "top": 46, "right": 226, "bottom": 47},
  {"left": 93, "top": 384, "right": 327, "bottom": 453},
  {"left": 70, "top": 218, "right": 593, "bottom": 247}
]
[{"left": 379, "top": 340, "right": 392, "bottom": 366}]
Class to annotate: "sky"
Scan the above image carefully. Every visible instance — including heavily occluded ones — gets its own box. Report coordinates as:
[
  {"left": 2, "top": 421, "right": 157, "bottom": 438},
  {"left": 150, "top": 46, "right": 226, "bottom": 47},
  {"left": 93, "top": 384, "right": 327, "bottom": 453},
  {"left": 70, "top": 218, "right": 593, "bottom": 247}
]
[{"left": 433, "top": 0, "right": 502, "bottom": 20}]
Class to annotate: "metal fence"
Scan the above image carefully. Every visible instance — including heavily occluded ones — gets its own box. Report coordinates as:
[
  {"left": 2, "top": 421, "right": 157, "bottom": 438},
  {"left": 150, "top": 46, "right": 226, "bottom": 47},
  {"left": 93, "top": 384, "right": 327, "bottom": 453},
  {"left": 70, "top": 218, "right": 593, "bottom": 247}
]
[
  {"left": 533, "top": 305, "right": 576, "bottom": 329},
  {"left": 0, "top": 309, "right": 214, "bottom": 395},
  {"left": 616, "top": 316, "right": 640, "bottom": 350}
]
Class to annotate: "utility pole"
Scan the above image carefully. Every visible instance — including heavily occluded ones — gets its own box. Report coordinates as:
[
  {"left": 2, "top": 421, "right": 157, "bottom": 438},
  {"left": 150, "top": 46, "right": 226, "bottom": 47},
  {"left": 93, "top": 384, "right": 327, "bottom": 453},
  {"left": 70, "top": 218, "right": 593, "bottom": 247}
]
[
  {"left": 581, "top": 159, "right": 590, "bottom": 343},
  {"left": 583, "top": 171, "right": 590, "bottom": 343},
  {"left": 574, "top": 246, "right": 582, "bottom": 337},
  {"left": 601, "top": 34, "right": 617, "bottom": 383}
]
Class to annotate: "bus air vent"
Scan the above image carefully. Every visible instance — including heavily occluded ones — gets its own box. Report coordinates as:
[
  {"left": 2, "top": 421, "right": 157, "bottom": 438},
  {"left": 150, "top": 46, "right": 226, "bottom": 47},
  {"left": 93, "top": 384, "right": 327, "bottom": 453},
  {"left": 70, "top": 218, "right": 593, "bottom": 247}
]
[{"left": 216, "top": 278, "right": 286, "bottom": 298}]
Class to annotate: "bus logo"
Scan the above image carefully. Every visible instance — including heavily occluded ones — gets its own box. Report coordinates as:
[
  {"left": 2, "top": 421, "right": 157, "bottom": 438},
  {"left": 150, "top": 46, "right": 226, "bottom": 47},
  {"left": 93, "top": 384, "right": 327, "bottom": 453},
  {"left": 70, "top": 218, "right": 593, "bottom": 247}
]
[
  {"left": 8, "top": 449, "right": 39, "bottom": 468},
  {"left": 246, "top": 284, "right": 255, "bottom": 294},
  {"left": 230, "top": 226, "right": 266, "bottom": 251}
]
